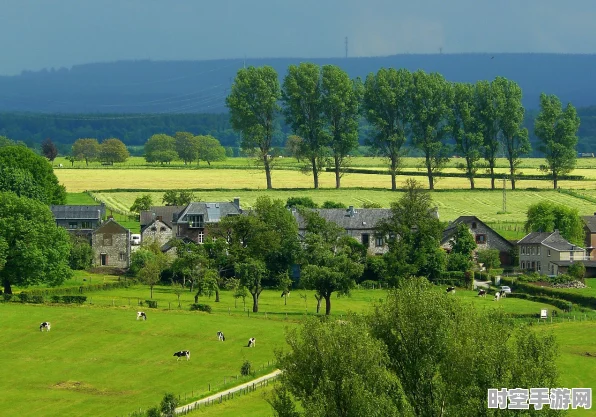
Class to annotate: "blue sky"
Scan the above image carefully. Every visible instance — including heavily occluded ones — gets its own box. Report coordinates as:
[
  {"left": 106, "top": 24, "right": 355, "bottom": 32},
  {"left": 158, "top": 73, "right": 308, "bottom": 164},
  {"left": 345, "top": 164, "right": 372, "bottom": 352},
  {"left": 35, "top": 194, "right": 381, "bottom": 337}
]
[{"left": 1, "top": 0, "right": 595, "bottom": 75}]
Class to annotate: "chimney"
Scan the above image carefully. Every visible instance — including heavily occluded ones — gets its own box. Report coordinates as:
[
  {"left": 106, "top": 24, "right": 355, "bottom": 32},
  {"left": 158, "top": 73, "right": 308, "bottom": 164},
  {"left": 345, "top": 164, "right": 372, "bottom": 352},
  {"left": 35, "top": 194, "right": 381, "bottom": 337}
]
[
  {"left": 156, "top": 215, "right": 163, "bottom": 222},
  {"left": 233, "top": 197, "right": 240, "bottom": 209},
  {"left": 348, "top": 206, "right": 355, "bottom": 217},
  {"left": 152, "top": 212, "right": 156, "bottom": 220}
]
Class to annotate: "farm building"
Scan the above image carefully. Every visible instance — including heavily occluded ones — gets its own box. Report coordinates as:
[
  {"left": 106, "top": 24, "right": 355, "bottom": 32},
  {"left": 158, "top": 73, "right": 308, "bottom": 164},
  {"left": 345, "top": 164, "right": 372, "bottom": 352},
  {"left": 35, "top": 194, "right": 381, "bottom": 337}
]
[
  {"left": 441, "top": 216, "right": 514, "bottom": 266},
  {"left": 140, "top": 205, "right": 185, "bottom": 247},
  {"left": 50, "top": 204, "right": 105, "bottom": 241},
  {"left": 172, "top": 198, "right": 242, "bottom": 244},
  {"left": 91, "top": 218, "right": 131, "bottom": 268}
]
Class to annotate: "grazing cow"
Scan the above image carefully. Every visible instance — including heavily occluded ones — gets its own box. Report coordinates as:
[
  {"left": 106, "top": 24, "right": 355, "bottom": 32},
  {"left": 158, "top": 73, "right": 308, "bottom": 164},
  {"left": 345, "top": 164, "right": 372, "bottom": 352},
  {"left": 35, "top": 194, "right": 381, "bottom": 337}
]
[
  {"left": 173, "top": 350, "right": 190, "bottom": 361},
  {"left": 493, "top": 292, "right": 501, "bottom": 301},
  {"left": 446, "top": 287, "right": 456, "bottom": 294},
  {"left": 247, "top": 337, "right": 256, "bottom": 348},
  {"left": 478, "top": 289, "right": 487, "bottom": 297},
  {"left": 137, "top": 311, "right": 147, "bottom": 321},
  {"left": 58, "top": 164, "right": 63, "bottom": 168},
  {"left": 499, "top": 290, "right": 507, "bottom": 299},
  {"left": 39, "top": 322, "right": 51, "bottom": 332},
  {"left": 217, "top": 331, "right": 225, "bottom": 341},
  {"left": 280, "top": 291, "right": 290, "bottom": 298}
]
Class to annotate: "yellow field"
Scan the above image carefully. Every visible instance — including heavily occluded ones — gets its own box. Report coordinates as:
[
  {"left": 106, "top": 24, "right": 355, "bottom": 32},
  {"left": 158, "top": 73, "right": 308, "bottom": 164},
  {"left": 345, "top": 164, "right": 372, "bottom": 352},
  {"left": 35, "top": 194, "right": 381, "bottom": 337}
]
[{"left": 55, "top": 168, "right": 596, "bottom": 193}]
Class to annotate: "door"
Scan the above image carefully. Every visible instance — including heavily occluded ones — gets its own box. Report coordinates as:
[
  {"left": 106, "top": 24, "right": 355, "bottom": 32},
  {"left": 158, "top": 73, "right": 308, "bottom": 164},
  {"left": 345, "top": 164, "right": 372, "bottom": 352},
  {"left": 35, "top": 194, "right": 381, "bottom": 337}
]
[
  {"left": 362, "top": 234, "right": 370, "bottom": 247},
  {"left": 100, "top": 254, "right": 108, "bottom": 266}
]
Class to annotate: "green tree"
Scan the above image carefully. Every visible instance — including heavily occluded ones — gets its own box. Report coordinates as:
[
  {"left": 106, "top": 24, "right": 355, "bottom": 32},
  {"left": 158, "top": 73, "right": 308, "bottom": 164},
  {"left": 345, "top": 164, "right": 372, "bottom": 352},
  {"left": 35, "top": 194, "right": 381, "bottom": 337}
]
[
  {"left": 160, "top": 393, "right": 178, "bottom": 417},
  {"left": 299, "top": 210, "right": 365, "bottom": 315},
  {"left": 321, "top": 65, "right": 361, "bottom": 189},
  {"left": 285, "top": 135, "right": 303, "bottom": 160},
  {"left": 282, "top": 63, "right": 328, "bottom": 189},
  {"left": 369, "top": 278, "right": 561, "bottom": 417},
  {"left": 567, "top": 262, "right": 586, "bottom": 281},
  {"left": 534, "top": 93, "right": 581, "bottom": 189},
  {"left": 162, "top": 190, "right": 195, "bottom": 206},
  {"left": 270, "top": 316, "right": 408, "bottom": 417},
  {"left": 0, "top": 166, "right": 47, "bottom": 203},
  {"left": 226, "top": 66, "right": 281, "bottom": 189},
  {"left": 100, "top": 138, "right": 129, "bottom": 164},
  {"left": 321, "top": 201, "right": 347, "bottom": 208},
  {"left": 451, "top": 82, "right": 483, "bottom": 189},
  {"left": 362, "top": 68, "right": 413, "bottom": 191},
  {"left": 130, "top": 194, "right": 153, "bottom": 213},
  {"left": 377, "top": 179, "right": 444, "bottom": 282},
  {"left": 144, "top": 133, "right": 177, "bottom": 164},
  {"left": 450, "top": 223, "right": 477, "bottom": 258},
  {"left": 0, "top": 192, "right": 72, "bottom": 293},
  {"left": 495, "top": 77, "right": 531, "bottom": 190},
  {"left": 69, "top": 235, "right": 94, "bottom": 270},
  {"left": 0, "top": 237, "right": 8, "bottom": 273},
  {"left": 196, "top": 135, "right": 226, "bottom": 165},
  {"left": 0, "top": 145, "right": 66, "bottom": 204},
  {"left": 235, "top": 258, "right": 267, "bottom": 313},
  {"left": 476, "top": 249, "right": 501, "bottom": 273},
  {"left": 286, "top": 196, "right": 318, "bottom": 208},
  {"left": 135, "top": 242, "right": 169, "bottom": 298},
  {"left": 41, "top": 138, "right": 58, "bottom": 161},
  {"left": 410, "top": 71, "right": 453, "bottom": 190},
  {"left": 475, "top": 80, "right": 501, "bottom": 190},
  {"left": 174, "top": 131, "right": 199, "bottom": 164},
  {"left": 72, "top": 138, "right": 100, "bottom": 166},
  {"left": 525, "top": 201, "right": 584, "bottom": 245},
  {"left": 170, "top": 239, "right": 206, "bottom": 291}
]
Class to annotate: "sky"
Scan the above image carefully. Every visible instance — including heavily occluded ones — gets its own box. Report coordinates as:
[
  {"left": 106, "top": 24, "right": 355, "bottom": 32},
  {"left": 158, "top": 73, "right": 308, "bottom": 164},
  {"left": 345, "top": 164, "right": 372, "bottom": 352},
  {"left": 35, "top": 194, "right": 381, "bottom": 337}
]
[{"left": 1, "top": 0, "right": 596, "bottom": 75}]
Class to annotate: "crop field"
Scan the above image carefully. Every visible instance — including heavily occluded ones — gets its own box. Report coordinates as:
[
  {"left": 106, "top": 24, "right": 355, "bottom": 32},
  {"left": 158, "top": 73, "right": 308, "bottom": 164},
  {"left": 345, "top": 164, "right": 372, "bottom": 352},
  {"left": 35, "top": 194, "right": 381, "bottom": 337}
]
[
  {"left": 52, "top": 156, "right": 596, "bottom": 170},
  {"left": 90, "top": 189, "right": 596, "bottom": 225}
]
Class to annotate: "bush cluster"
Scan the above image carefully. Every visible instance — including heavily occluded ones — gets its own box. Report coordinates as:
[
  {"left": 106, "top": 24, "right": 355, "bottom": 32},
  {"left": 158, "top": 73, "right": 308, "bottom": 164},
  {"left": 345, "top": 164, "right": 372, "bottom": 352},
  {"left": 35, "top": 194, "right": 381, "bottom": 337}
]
[
  {"left": 501, "top": 277, "right": 596, "bottom": 309},
  {"left": 189, "top": 303, "right": 212, "bottom": 313}
]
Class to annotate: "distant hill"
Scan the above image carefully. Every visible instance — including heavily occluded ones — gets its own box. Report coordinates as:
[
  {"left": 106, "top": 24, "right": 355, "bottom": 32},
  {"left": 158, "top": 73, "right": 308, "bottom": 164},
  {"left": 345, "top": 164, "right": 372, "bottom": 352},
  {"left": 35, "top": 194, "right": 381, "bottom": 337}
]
[{"left": 2, "top": 54, "right": 596, "bottom": 113}]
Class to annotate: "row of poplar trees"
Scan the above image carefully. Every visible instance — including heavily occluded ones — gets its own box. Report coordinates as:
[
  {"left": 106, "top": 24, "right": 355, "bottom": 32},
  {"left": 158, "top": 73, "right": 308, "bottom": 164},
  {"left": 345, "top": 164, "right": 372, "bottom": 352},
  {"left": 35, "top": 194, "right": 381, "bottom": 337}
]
[{"left": 226, "top": 63, "right": 580, "bottom": 190}]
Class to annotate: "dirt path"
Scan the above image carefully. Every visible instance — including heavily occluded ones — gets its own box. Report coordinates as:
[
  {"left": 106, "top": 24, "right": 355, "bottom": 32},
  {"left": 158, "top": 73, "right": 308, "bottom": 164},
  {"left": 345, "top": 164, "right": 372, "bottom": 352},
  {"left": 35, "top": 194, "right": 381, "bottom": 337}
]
[{"left": 175, "top": 369, "right": 282, "bottom": 414}]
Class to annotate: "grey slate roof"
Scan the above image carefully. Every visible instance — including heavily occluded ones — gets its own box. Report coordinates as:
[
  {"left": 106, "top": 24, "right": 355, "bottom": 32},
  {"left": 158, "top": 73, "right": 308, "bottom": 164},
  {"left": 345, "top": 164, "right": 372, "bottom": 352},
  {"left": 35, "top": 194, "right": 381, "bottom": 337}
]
[
  {"left": 175, "top": 201, "right": 242, "bottom": 224},
  {"left": 441, "top": 215, "right": 513, "bottom": 249},
  {"left": 551, "top": 260, "right": 596, "bottom": 267},
  {"left": 140, "top": 206, "right": 185, "bottom": 229},
  {"left": 93, "top": 218, "right": 129, "bottom": 235},
  {"left": 50, "top": 205, "right": 105, "bottom": 220},
  {"left": 518, "top": 231, "right": 584, "bottom": 252},
  {"left": 292, "top": 208, "right": 391, "bottom": 230},
  {"left": 582, "top": 215, "right": 596, "bottom": 233}
]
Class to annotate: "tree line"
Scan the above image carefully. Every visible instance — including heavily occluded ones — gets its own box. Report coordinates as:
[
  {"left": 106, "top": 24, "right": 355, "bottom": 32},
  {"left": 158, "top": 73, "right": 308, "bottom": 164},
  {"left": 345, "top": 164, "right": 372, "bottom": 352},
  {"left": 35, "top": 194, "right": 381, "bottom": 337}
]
[{"left": 227, "top": 64, "right": 580, "bottom": 190}]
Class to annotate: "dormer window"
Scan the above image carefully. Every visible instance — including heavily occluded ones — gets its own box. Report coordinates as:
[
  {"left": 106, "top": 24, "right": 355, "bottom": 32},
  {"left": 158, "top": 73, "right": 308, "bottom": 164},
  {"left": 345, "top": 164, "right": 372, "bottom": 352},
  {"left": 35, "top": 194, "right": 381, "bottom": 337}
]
[
  {"left": 471, "top": 222, "right": 477, "bottom": 229},
  {"left": 188, "top": 215, "right": 204, "bottom": 228}
]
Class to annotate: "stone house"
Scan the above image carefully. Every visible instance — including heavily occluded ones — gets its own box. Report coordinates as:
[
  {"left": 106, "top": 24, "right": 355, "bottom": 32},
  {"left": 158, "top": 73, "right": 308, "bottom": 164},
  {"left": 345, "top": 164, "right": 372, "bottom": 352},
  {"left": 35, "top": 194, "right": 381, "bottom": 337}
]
[
  {"left": 173, "top": 199, "right": 242, "bottom": 244},
  {"left": 581, "top": 214, "right": 596, "bottom": 258},
  {"left": 517, "top": 230, "right": 587, "bottom": 275},
  {"left": 441, "top": 216, "right": 514, "bottom": 266},
  {"left": 91, "top": 218, "right": 131, "bottom": 268},
  {"left": 140, "top": 206, "right": 185, "bottom": 247},
  {"left": 291, "top": 206, "right": 392, "bottom": 255},
  {"left": 50, "top": 204, "right": 106, "bottom": 241}
]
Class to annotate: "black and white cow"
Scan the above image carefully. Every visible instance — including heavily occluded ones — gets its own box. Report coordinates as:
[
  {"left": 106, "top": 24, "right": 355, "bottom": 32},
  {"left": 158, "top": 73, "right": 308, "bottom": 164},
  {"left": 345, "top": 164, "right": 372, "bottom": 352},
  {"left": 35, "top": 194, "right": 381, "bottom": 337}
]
[
  {"left": 39, "top": 322, "right": 51, "bottom": 332},
  {"left": 493, "top": 292, "right": 501, "bottom": 301},
  {"left": 173, "top": 350, "right": 190, "bottom": 361},
  {"left": 478, "top": 289, "right": 487, "bottom": 297},
  {"left": 499, "top": 290, "right": 507, "bottom": 299},
  {"left": 281, "top": 291, "right": 290, "bottom": 298},
  {"left": 137, "top": 311, "right": 147, "bottom": 321},
  {"left": 247, "top": 337, "right": 256, "bottom": 348},
  {"left": 217, "top": 331, "right": 225, "bottom": 341},
  {"left": 446, "top": 287, "right": 456, "bottom": 294}
]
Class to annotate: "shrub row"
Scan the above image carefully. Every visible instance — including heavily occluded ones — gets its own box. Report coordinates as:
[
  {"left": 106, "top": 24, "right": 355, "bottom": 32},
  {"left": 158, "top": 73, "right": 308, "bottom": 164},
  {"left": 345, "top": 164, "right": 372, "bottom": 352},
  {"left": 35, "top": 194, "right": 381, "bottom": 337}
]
[
  {"left": 144, "top": 300, "right": 158, "bottom": 308},
  {"left": 501, "top": 277, "right": 596, "bottom": 310},
  {"left": 190, "top": 303, "right": 212, "bottom": 313},
  {"left": 327, "top": 167, "right": 586, "bottom": 181},
  {"left": 9, "top": 293, "right": 87, "bottom": 304},
  {"left": 23, "top": 280, "right": 130, "bottom": 297},
  {"left": 506, "top": 293, "right": 573, "bottom": 311}
]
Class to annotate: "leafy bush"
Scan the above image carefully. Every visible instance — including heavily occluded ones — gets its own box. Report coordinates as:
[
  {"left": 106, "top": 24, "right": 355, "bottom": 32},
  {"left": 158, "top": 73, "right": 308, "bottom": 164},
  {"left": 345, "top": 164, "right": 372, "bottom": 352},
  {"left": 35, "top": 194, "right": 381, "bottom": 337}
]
[
  {"left": 501, "top": 277, "right": 596, "bottom": 310},
  {"left": 507, "top": 293, "right": 572, "bottom": 311},
  {"left": 286, "top": 197, "right": 318, "bottom": 208},
  {"left": 567, "top": 262, "right": 586, "bottom": 280},
  {"left": 61, "top": 295, "right": 87, "bottom": 304},
  {"left": 160, "top": 393, "right": 178, "bottom": 417},
  {"left": 18, "top": 292, "right": 29, "bottom": 303},
  {"left": 51, "top": 295, "right": 61, "bottom": 303},
  {"left": 3, "top": 293, "right": 12, "bottom": 302},
  {"left": 190, "top": 303, "right": 212, "bottom": 313},
  {"left": 360, "top": 280, "right": 380, "bottom": 289},
  {"left": 145, "top": 300, "right": 158, "bottom": 308},
  {"left": 31, "top": 295, "right": 44, "bottom": 304},
  {"left": 240, "top": 360, "right": 252, "bottom": 376},
  {"left": 321, "top": 201, "right": 347, "bottom": 209}
]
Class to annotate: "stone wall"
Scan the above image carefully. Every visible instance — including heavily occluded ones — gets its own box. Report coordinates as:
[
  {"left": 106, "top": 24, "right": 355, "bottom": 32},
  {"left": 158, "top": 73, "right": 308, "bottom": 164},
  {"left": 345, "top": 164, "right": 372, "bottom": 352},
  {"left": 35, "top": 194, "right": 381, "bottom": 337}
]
[
  {"left": 92, "top": 231, "right": 130, "bottom": 268},
  {"left": 141, "top": 219, "right": 172, "bottom": 247}
]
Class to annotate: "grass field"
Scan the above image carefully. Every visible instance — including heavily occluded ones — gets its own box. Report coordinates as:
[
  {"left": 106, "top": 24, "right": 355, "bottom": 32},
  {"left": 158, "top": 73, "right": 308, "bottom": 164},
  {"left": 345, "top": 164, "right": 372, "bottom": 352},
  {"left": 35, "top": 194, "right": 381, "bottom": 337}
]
[{"left": 90, "top": 189, "right": 596, "bottom": 225}]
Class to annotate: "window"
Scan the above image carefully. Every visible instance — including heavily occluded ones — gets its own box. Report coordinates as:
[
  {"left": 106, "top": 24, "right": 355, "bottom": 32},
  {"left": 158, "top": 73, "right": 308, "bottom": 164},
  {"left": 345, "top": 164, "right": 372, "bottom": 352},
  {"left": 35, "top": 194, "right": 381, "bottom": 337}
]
[
  {"left": 160, "top": 226, "right": 167, "bottom": 232},
  {"left": 531, "top": 261, "right": 535, "bottom": 270},
  {"left": 548, "top": 249, "right": 551, "bottom": 257},
  {"left": 521, "top": 261, "right": 525, "bottom": 269},
  {"left": 69, "top": 222, "right": 78, "bottom": 229},
  {"left": 521, "top": 246, "right": 526, "bottom": 255},
  {"left": 198, "top": 232, "right": 204, "bottom": 244},
  {"left": 471, "top": 222, "right": 477, "bottom": 229},
  {"left": 537, "top": 247, "right": 541, "bottom": 255},
  {"left": 537, "top": 261, "right": 541, "bottom": 271},
  {"left": 375, "top": 236, "right": 384, "bottom": 247},
  {"left": 188, "top": 215, "right": 204, "bottom": 228},
  {"left": 103, "top": 234, "right": 112, "bottom": 246},
  {"left": 362, "top": 234, "right": 370, "bottom": 247},
  {"left": 119, "top": 252, "right": 126, "bottom": 261},
  {"left": 81, "top": 221, "right": 91, "bottom": 229},
  {"left": 531, "top": 247, "right": 535, "bottom": 255},
  {"left": 475, "top": 234, "right": 486, "bottom": 244},
  {"left": 151, "top": 227, "right": 157, "bottom": 232}
]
